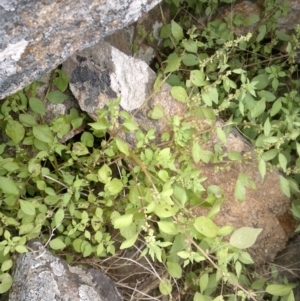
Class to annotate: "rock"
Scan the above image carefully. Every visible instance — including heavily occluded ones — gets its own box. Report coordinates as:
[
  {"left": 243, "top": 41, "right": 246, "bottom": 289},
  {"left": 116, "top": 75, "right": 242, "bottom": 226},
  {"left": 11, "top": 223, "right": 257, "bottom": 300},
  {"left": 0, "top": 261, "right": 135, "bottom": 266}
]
[
  {"left": 63, "top": 41, "right": 295, "bottom": 263},
  {"left": 7, "top": 239, "right": 122, "bottom": 301},
  {"left": 0, "top": 0, "right": 163, "bottom": 99}
]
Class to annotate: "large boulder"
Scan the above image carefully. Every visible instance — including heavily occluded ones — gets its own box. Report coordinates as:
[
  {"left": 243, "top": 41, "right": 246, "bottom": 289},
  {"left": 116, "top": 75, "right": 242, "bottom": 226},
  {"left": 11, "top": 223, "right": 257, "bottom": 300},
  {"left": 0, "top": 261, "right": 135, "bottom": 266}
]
[
  {"left": 6, "top": 239, "right": 122, "bottom": 301},
  {"left": 0, "top": 0, "right": 162, "bottom": 99}
]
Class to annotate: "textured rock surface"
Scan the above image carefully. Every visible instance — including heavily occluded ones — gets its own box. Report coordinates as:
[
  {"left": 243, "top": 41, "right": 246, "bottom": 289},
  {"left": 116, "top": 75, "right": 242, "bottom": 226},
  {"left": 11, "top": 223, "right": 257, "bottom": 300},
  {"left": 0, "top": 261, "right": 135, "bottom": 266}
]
[
  {"left": 63, "top": 41, "right": 295, "bottom": 263},
  {"left": 0, "top": 0, "right": 162, "bottom": 99},
  {"left": 7, "top": 239, "right": 122, "bottom": 301}
]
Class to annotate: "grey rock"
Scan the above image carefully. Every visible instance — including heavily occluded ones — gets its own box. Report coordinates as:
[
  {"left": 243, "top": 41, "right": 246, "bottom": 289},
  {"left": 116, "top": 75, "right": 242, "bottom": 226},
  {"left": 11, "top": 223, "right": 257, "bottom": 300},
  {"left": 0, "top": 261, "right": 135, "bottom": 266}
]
[
  {"left": 7, "top": 239, "right": 122, "bottom": 301},
  {"left": 0, "top": 0, "right": 162, "bottom": 99}
]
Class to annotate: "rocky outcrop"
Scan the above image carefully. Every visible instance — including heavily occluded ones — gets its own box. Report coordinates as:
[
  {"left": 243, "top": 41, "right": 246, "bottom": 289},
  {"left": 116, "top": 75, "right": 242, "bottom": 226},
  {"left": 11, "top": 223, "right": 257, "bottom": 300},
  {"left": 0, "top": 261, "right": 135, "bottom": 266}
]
[
  {"left": 0, "top": 0, "right": 163, "bottom": 99},
  {"left": 6, "top": 239, "right": 122, "bottom": 301},
  {"left": 63, "top": 40, "right": 295, "bottom": 263}
]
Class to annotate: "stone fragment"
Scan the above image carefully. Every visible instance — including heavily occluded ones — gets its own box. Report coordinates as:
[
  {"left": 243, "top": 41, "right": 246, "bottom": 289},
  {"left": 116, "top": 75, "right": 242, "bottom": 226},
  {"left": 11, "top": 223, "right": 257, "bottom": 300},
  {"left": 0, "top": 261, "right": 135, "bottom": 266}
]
[
  {"left": 7, "top": 239, "right": 122, "bottom": 301},
  {"left": 0, "top": 0, "right": 163, "bottom": 99},
  {"left": 63, "top": 41, "right": 295, "bottom": 263}
]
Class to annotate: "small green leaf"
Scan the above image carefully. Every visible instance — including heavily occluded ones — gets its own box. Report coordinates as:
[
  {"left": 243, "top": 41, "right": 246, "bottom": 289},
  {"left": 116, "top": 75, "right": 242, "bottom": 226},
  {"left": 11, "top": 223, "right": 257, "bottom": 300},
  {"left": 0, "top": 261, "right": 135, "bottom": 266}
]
[
  {"left": 258, "top": 159, "right": 266, "bottom": 180},
  {"left": 98, "top": 164, "right": 112, "bottom": 184},
  {"left": 230, "top": 227, "right": 262, "bottom": 249},
  {"left": 194, "top": 216, "right": 219, "bottom": 238},
  {"left": 29, "top": 97, "right": 45, "bottom": 115},
  {"left": 105, "top": 178, "right": 124, "bottom": 195},
  {"left": 199, "top": 273, "right": 209, "bottom": 294},
  {"left": 15, "top": 245, "right": 28, "bottom": 253},
  {"left": 0, "top": 273, "right": 13, "bottom": 293},
  {"left": 5, "top": 120, "right": 25, "bottom": 144},
  {"left": 228, "top": 151, "right": 241, "bottom": 161},
  {"left": 148, "top": 105, "right": 164, "bottom": 120},
  {"left": 50, "top": 237, "right": 66, "bottom": 250},
  {"left": 158, "top": 221, "right": 178, "bottom": 235},
  {"left": 276, "top": 31, "right": 291, "bottom": 41},
  {"left": 171, "top": 20, "right": 184, "bottom": 42},
  {"left": 72, "top": 142, "right": 89, "bottom": 156},
  {"left": 54, "top": 208, "right": 65, "bottom": 226},
  {"left": 164, "top": 53, "right": 181, "bottom": 73},
  {"left": 0, "top": 177, "right": 19, "bottom": 195},
  {"left": 113, "top": 214, "right": 133, "bottom": 229},
  {"left": 244, "top": 14, "right": 260, "bottom": 26},
  {"left": 1, "top": 259, "right": 13, "bottom": 272},
  {"left": 262, "top": 149, "right": 278, "bottom": 161},
  {"left": 192, "top": 142, "right": 201, "bottom": 163},
  {"left": 251, "top": 99, "right": 265, "bottom": 119},
  {"left": 251, "top": 74, "right": 269, "bottom": 90},
  {"left": 216, "top": 127, "right": 227, "bottom": 144},
  {"left": 115, "top": 138, "right": 129, "bottom": 156},
  {"left": 190, "top": 70, "right": 208, "bottom": 87},
  {"left": 120, "top": 234, "right": 138, "bottom": 249},
  {"left": 171, "top": 86, "right": 188, "bottom": 102},
  {"left": 159, "top": 279, "right": 172, "bottom": 295},
  {"left": 279, "top": 175, "right": 290, "bottom": 197},
  {"left": 32, "top": 125, "right": 54, "bottom": 143},
  {"left": 19, "top": 114, "right": 37, "bottom": 127},
  {"left": 81, "top": 132, "right": 94, "bottom": 147},
  {"left": 20, "top": 200, "right": 36, "bottom": 216},
  {"left": 182, "top": 53, "right": 198, "bottom": 66},
  {"left": 264, "top": 118, "right": 271, "bottom": 136},
  {"left": 266, "top": 284, "right": 295, "bottom": 296},
  {"left": 53, "top": 69, "right": 69, "bottom": 92},
  {"left": 167, "top": 261, "right": 182, "bottom": 279},
  {"left": 47, "top": 90, "right": 68, "bottom": 104},
  {"left": 278, "top": 153, "right": 288, "bottom": 172},
  {"left": 257, "top": 25, "right": 266, "bottom": 42}
]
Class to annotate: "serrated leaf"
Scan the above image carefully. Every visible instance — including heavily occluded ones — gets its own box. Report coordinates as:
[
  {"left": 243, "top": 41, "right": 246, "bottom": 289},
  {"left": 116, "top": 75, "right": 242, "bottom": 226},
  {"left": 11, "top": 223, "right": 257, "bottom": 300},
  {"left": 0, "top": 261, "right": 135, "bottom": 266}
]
[
  {"left": 20, "top": 200, "right": 36, "bottom": 216},
  {"left": 29, "top": 97, "right": 45, "bottom": 115},
  {"left": 5, "top": 119, "right": 25, "bottom": 144},
  {"left": 0, "top": 273, "right": 12, "bottom": 293},
  {"left": 113, "top": 214, "right": 133, "bottom": 229},
  {"left": 158, "top": 221, "right": 178, "bottom": 235},
  {"left": 50, "top": 237, "right": 66, "bottom": 250},
  {"left": 230, "top": 227, "right": 262, "bottom": 249},
  {"left": 120, "top": 233, "right": 138, "bottom": 249},
  {"left": 194, "top": 216, "right": 219, "bottom": 238},
  {"left": 171, "top": 86, "right": 188, "bottom": 102},
  {"left": 0, "top": 177, "right": 19, "bottom": 195},
  {"left": 47, "top": 90, "right": 68, "bottom": 104},
  {"left": 159, "top": 279, "right": 172, "bottom": 295},
  {"left": 32, "top": 125, "right": 54, "bottom": 143}
]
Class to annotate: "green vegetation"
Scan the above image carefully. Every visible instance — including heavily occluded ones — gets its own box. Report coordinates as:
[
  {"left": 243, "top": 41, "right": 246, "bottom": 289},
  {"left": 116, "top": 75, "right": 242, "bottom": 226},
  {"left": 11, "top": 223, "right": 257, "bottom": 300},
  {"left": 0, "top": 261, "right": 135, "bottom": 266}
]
[{"left": 0, "top": 0, "right": 300, "bottom": 300}]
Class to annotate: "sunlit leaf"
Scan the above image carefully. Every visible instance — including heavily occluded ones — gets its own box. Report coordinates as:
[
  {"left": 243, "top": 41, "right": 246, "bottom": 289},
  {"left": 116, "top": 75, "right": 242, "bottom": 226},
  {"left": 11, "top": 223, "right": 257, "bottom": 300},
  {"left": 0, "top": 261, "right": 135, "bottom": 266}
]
[{"left": 230, "top": 227, "right": 262, "bottom": 249}]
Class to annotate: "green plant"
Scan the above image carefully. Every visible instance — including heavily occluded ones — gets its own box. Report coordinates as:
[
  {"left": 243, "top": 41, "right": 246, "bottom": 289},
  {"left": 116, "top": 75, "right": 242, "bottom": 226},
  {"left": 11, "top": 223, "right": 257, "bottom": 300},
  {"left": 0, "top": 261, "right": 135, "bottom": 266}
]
[{"left": 0, "top": 0, "right": 299, "bottom": 300}]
